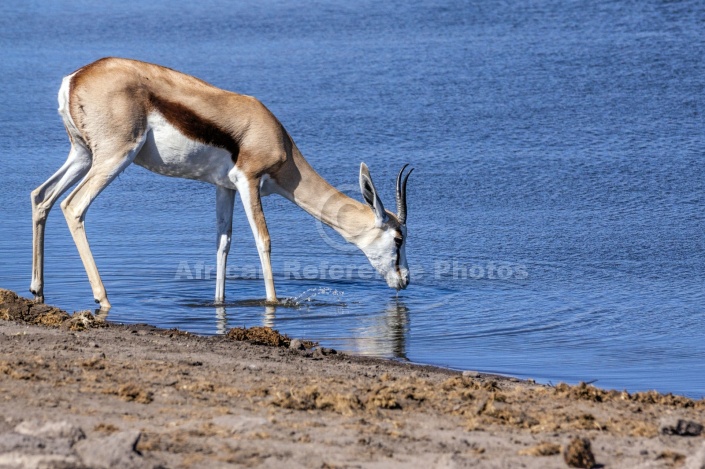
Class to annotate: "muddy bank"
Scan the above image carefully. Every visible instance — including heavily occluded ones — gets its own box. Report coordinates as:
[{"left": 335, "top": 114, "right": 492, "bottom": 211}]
[{"left": 1, "top": 288, "right": 704, "bottom": 468}]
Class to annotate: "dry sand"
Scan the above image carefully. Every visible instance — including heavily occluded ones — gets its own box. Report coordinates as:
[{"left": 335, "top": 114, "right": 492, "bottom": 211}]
[{"left": 1, "top": 288, "right": 704, "bottom": 468}]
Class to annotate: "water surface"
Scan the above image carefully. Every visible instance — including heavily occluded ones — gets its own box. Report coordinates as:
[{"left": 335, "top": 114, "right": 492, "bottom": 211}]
[{"left": 1, "top": 0, "right": 703, "bottom": 397}]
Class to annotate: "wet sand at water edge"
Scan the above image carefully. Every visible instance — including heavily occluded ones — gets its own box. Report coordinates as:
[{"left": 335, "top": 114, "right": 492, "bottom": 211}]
[{"left": 1, "top": 288, "right": 704, "bottom": 468}]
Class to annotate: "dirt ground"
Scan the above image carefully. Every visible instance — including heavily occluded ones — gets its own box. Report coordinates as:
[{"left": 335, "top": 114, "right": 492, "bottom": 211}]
[{"left": 1, "top": 288, "right": 704, "bottom": 468}]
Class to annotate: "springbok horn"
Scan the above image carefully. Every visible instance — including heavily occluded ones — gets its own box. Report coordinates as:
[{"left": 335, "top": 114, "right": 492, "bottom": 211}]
[{"left": 396, "top": 164, "right": 414, "bottom": 225}]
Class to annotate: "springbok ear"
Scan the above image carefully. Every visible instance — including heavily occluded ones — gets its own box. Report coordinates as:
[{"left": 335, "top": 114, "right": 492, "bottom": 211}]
[{"left": 359, "top": 163, "right": 387, "bottom": 224}]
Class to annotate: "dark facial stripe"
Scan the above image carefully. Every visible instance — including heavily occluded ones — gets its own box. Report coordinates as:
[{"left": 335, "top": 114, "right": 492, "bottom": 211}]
[{"left": 148, "top": 94, "right": 241, "bottom": 163}]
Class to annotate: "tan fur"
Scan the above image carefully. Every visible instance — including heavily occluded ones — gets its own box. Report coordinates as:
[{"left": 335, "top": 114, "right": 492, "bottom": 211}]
[
  {"left": 30, "top": 57, "right": 391, "bottom": 309},
  {"left": 69, "top": 58, "right": 285, "bottom": 176}
]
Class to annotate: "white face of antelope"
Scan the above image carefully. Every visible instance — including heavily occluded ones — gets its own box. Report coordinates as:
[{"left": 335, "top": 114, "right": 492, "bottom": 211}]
[
  {"left": 358, "top": 163, "right": 413, "bottom": 290},
  {"left": 359, "top": 218, "right": 410, "bottom": 290}
]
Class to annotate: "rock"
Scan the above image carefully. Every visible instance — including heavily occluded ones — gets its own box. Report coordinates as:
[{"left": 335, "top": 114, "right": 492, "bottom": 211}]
[
  {"left": 564, "top": 437, "right": 596, "bottom": 468},
  {"left": 313, "top": 347, "right": 337, "bottom": 357},
  {"left": 0, "top": 432, "right": 75, "bottom": 456},
  {"left": 75, "top": 430, "right": 143, "bottom": 469},
  {"left": 0, "top": 452, "right": 80, "bottom": 469},
  {"left": 289, "top": 339, "right": 305, "bottom": 350},
  {"left": 685, "top": 442, "right": 705, "bottom": 469},
  {"left": 660, "top": 417, "right": 703, "bottom": 436},
  {"left": 14, "top": 420, "right": 85, "bottom": 444},
  {"left": 462, "top": 371, "right": 479, "bottom": 378}
]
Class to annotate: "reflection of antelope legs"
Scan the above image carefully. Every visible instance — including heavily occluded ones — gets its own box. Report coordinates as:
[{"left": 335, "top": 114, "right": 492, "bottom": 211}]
[
  {"left": 31, "top": 57, "right": 413, "bottom": 310},
  {"left": 214, "top": 305, "right": 276, "bottom": 335},
  {"left": 386, "top": 299, "right": 410, "bottom": 359},
  {"left": 263, "top": 306, "right": 275, "bottom": 328},
  {"left": 215, "top": 306, "right": 228, "bottom": 335}
]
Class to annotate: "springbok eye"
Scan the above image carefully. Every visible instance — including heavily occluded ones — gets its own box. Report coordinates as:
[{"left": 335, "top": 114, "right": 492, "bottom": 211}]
[{"left": 394, "top": 237, "right": 403, "bottom": 248}]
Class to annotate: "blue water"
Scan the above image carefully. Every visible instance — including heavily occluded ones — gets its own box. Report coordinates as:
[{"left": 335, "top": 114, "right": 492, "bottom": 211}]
[{"left": 1, "top": 0, "right": 703, "bottom": 397}]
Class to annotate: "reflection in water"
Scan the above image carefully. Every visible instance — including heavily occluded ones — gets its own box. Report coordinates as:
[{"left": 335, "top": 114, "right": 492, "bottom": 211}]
[
  {"left": 215, "top": 306, "right": 227, "bottom": 335},
  {"left": 263, "top": 305, "right": 275, "bottom": 328},
  {"left": 215, "top": 304, "right": 277, "bottom": 334},
  {"left": 386, "top": 299, "right": 410, "bottom": 359},
  {"left": 354, "top": 299, "right": 410, "bottom": 359},
  {"left": 94, "top": 309, "right": 109, "bottom": 323},
  {"left": 212, "top": 298, "right": 410, "bottom": 360}
]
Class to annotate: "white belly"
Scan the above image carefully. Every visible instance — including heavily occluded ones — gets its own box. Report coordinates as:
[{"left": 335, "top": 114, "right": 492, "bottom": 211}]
[{"left": 134, "top": 113, "right": 237, "bottom": 188}]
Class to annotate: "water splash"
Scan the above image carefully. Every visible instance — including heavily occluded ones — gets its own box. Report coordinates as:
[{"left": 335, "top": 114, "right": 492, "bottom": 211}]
[{"left": 284, "top": 287, "right": 345, "bottom": 307}]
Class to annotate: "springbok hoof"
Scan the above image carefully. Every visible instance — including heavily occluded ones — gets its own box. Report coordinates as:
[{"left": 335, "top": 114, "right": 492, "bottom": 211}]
[{"left": 30, "top": 289, "right": 44, "bottom": 303}]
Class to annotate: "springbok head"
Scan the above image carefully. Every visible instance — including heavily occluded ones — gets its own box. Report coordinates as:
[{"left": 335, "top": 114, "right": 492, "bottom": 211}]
[{"left": 357, "top": 163, "right": 414, "bottom": 290}]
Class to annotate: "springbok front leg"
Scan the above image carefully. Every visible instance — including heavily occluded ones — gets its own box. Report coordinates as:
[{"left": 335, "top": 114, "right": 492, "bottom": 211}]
[
  {"left": 30, "top": 143, "right": 92, "bottom": 302},
  {"left": 60, "top": 141, "right": 144, "bottom": 310},
  {"left": 215, "top": 186, "right": 235, "bottom": 304},
  {"left": 237, "top": 178, "right": 277, "bottom": 304}
]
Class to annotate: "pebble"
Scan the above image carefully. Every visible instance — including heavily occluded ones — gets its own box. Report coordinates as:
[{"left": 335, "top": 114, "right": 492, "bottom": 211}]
[
  {"left": 289, "top": 339, "right": 305, "bottom": 350},
  {"left": 564, "top": 437, "right": 596, "bottom": 468},
  {"left": 660, "top": 417, "right": 703, "bottom": 437},
  {"left": 313, "top": 347, "right": 337, "bottom": 357}
]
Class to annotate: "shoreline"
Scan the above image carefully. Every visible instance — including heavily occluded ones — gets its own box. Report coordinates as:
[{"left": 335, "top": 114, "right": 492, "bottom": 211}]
[{"left": 1, "top": 288, "right": 704, "bottom": 468}]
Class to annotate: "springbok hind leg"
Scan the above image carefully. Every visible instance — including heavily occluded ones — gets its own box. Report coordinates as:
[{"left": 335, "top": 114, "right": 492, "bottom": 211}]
[
  {"left": 30, "top": 144, "right": 92, "bottom": 302},
  {"left": 60, "top": 142, "right": 144, "bottom": 310}
]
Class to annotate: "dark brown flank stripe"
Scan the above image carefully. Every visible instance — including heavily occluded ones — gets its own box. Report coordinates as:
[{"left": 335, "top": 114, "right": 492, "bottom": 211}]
[{"left": 147, "top": 93, "right": 241, "bottom": 163}]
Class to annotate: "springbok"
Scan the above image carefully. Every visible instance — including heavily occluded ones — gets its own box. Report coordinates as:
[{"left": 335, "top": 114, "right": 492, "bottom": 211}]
[{"left": 30, "top": 57, "right": 413, "bottom": 310}]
